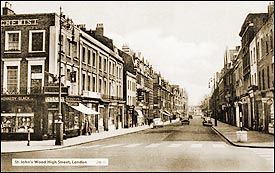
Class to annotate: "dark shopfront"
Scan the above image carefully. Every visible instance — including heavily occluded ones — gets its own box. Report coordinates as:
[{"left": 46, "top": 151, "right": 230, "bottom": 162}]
[
  {"left": 45, "top": 96, "right": 81, "bottom": 140},
  {"left": 1, "top": 95, "right": 45, "bottom": 140},
  {"left": 1, "top": 95, "right": 82, "bottom": 140},
  {"left": 125, "top": 105, "right": 134, "bottom": 128}
]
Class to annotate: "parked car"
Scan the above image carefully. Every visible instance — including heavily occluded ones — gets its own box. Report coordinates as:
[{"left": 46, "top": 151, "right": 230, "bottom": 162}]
[
  {"left": 180, "top": 117, "right": 190, "bottom": 125},
  {"left": 152, "top": 118, "right": 164, "bottom": 128},
  {"left": 202, "top": 117, "right": 213, "bottom": 126}
]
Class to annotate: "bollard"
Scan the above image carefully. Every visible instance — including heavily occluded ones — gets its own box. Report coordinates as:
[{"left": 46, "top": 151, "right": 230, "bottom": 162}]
[{"left": 27, "top": 128, "right": 30, "bottom": 146}]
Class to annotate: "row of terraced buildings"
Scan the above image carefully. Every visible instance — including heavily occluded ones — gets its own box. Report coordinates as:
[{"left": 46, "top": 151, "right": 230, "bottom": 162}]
[
  {"left": 203, "top": 2, "right": 274, "bottom": 134},
  {"left": 1, "top": 2, "right": 188, "bottom": 140}
]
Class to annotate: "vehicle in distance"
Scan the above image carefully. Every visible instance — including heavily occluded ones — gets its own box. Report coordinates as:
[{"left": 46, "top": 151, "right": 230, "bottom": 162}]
[
  {"left": 202, "top": 117, "right": 213, "bottom": 126},
  {"left": 152, "top": 118, "right": 164, "bottom": 128},
  {"left": 180, "top": 117, "right": 190, "bottom": 125}
]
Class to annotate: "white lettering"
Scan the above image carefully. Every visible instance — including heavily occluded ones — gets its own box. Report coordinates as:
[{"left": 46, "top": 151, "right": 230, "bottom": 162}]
[{"left": 1, "top": 19, "right": 38, "bottom": 26}]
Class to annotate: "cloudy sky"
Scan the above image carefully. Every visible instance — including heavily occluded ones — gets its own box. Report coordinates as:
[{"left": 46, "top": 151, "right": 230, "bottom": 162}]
[{"left": 2, "top": 1, "right": 270, "bottom": 105}]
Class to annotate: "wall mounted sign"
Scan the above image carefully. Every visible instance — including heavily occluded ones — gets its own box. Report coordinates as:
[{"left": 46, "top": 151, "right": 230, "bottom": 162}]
[{"left": 1, "top": 19, "right": 38, "bottom": 26}]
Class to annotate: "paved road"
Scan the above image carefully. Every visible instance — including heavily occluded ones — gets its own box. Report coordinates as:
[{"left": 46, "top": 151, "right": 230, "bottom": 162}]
[{"left": 1, "top": 117, "right": 274, "bottom": 172}]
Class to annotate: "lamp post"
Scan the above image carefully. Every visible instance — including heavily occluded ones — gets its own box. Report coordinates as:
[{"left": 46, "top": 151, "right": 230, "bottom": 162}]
[{"left": 55, "top": 6, "right": 64, "bottom": 145}]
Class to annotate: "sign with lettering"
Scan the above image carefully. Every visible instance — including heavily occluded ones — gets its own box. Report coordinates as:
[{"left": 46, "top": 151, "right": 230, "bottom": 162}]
[
  {"left": 65, "top": 97, "right": 81, "bottom": 102},
  {"left": 45, "top": 97, "right": 65, "bottom": 102},
  {"left": 1, "top": 19, "right": 38, "bottom": 26},
  {"left": 1, "top": 96, "right": 33, "bottom": 101}
]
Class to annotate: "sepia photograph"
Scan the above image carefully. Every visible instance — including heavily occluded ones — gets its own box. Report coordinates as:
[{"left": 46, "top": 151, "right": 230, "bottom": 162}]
[{"left": 1, "top": 1, "right": 274, "bottom": 172}]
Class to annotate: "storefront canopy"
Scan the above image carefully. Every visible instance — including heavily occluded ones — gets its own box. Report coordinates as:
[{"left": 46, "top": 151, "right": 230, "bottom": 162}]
[{"left": 71, "top": 103, "right": 99, "bottom": 115}]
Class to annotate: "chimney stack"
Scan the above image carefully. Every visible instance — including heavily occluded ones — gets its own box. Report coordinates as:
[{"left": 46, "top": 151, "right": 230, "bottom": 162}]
[
  {"left": 2, "top": 2, "right": 15, "bottom": 15},
  {"left": 122, "top": 44, "right": 130, "bottom": 54},
  {"left": 77, "top": 24, "right": 86, "bottom": 30},
  {"left": 95, "top": 23, "right": 104, "bottom": 36}
]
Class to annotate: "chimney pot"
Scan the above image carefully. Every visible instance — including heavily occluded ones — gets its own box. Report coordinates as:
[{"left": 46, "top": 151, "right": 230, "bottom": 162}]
[{"left": 2, "top": 2, "right": 15, "bottom": 15}]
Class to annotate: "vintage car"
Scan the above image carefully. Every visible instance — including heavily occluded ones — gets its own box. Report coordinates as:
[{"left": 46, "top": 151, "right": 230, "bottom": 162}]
[
  {"left": 202, "top": 117, "right": 213, "bottom": 126},
  {"left": 180, "top": 117, "right": 190, "bottom": 125},
  {"left": 152, "top": 118, "right": 164, "bottom": 128}
]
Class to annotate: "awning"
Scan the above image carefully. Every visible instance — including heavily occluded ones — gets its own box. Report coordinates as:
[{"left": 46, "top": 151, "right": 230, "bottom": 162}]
[
  {"left": 71, "top": 103, "right": 99, "bottom": 115},
  {"left": 160, "top": 110, "right": 169, "bottom": 116},
  {"left": 136, "top": 110, "right": 143, "bottom": 117}
]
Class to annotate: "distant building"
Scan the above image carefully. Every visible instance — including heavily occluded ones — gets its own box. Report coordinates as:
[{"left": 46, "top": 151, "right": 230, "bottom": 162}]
[{"left": 119, "top": 45, "right": 136, "bottom": 128}]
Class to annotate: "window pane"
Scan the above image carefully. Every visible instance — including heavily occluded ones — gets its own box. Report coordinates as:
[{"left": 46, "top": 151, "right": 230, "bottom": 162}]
[
  {"left": 7, "top": 66, "right": 18, "bottom": 91},
  {"left": 93, "top": 52, "right": 96, "bottom": 66},
  {"left": 31, "top": 79, "right": 42, "bottom": 93},
  {"left": 31, "top": 65, "right": 42, "bottom": 73},
  {"left": 88, "top": 50, "right": 91, "bottom": 64},
  {"left": 82, "top": 47, "right": 86, "bottom": 63},
  {"left": 32, "top": 32, "right": 43, "bottom": 51},
  {"left": 8, "top": 33, "right": 19, "bottom": 50},
  {"left": 82, "top": 74, "right": 85, "bottom": 91},
  {"left": 88, "top": 75, "right": 91, "bottom": 91},
  {"left": 92, "top": 76, "right": 96, "bottom": 92}
]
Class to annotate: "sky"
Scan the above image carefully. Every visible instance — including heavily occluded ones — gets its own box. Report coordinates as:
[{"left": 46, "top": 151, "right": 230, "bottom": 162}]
[{"left": 1, "top": 1, "right": 271, "bottom": 105}]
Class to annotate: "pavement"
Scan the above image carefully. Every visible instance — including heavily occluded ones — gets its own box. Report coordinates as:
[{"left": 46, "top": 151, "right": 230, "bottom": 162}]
[
  {"left": 1, "top": 119, "right": 179, "bottom": 153},
  {"left": 1, "top": 118, "right": 274, "bottom": 153},
  {"left": 211, "top": 119, "right": 274, "bottom": 148}
]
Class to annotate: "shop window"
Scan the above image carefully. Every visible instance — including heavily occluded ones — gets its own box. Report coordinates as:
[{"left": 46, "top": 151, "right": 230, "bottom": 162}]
[
  {"left": 1, "top": 113, "right": 34, "bottom": 133},
  {"left": 48, "top": 112, "right": 53, "bottom": 135},
  {"left": 65, "top": 112, "right": 79, "bottom": 130},
  {"left": 5, "top": 31, "right": 21, "bottom": 51}
]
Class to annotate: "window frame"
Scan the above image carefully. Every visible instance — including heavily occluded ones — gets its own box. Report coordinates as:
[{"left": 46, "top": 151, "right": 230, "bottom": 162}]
[
  {"left": 5, "top": 31, "right": 21, "bottom": 52},
  {"left": 29, "top": 30, "right": 46, "bottom": 53},
  {"left": 2, "top": 58, "right": 22, "bottom": 93},
  {"left": 26, "top": 58, "right": 46, "bottom": 93}
]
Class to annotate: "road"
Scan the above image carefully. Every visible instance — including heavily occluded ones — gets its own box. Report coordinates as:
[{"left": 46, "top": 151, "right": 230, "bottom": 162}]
[{"left": 1, "top": 116, "right": 274, "bottom": 172}]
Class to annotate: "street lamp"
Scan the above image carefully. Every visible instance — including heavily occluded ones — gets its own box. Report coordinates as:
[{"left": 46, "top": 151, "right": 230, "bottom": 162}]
[
  {"left": 55, "top": 6, "right": 64, "bottom": 145},
  {"left": 55, "top": 6, "right": 75, "bottom": 145}
]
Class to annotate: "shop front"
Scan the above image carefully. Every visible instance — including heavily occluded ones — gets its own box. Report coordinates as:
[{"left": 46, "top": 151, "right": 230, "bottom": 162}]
[
  {"left": 1, "top": 95, "right": 44, "bottom": 140},
  {"left": 69, "top": 102, "right": 99, "bottom": 136},
  {"left": 125, "top": 105, "right": 134, "bottom": 128}
]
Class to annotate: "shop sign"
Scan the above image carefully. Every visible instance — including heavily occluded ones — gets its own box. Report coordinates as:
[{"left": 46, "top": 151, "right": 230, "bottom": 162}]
[
  {"left": 45, "top": 97, "right": 64, "bottom": 102},
  {"left": 1, "top": 19, "right": 38, "bottom": 26},
  {"left": 1, "top": 96, "right": 33, "bottom": 101},
  {"left": 65, "top": 97, "right": 81, "bottom": 102},
  {"left": 67, "top": 102, "right": 79, "bottom": 106}
]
